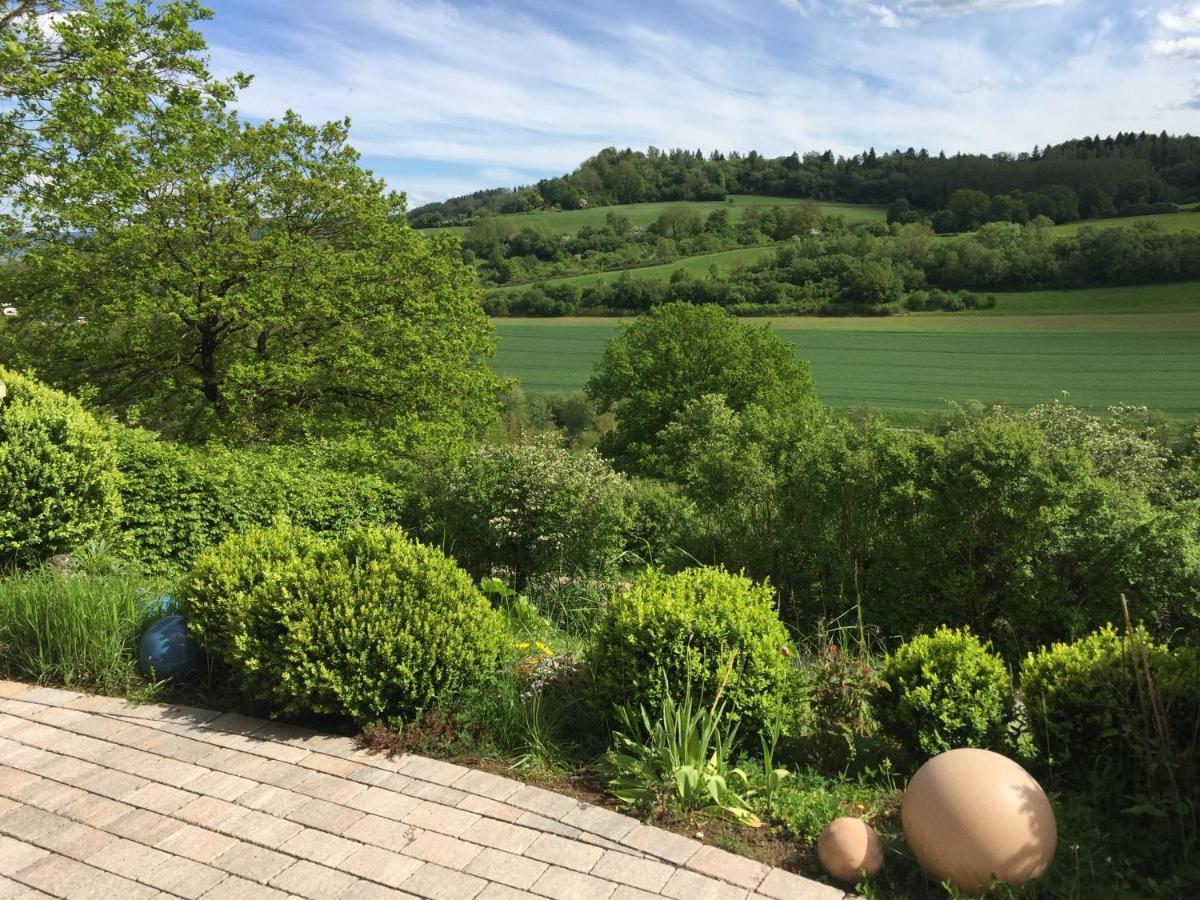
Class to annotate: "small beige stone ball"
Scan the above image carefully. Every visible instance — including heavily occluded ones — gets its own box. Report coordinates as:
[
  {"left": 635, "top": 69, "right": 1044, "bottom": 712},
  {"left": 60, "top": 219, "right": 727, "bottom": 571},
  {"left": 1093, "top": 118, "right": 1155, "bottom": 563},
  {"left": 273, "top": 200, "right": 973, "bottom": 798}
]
[
  {"left": 902, "top": 748, "right": 1057, "bottom": 894},
  {"left": 817, "top": 816, "right": 884, "bottom": 883}
]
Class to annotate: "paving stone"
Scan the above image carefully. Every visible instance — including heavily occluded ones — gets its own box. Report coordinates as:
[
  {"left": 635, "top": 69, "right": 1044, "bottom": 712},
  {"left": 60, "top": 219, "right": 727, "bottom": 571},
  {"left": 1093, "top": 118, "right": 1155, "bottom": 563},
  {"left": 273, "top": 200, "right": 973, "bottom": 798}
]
[
  {"left": 403, "top": 800, "right": 480, "bottom": 837},
  {"left": 141, "top": 854, "right": 227, "bottom": 899},
  {"left": 0, "top": 683, "right": 33, "bottom": 700},
  {"left": 39, "top": 822, "right": 117, "bottom": 861},
  {"left": 269, "top": 860, "right": 357, "bottom": 900},
  {"left": 347, "top": 766, "right": 406, "bottom": 788},
  {"left": 14, "top": 853, "right": 96, "bottom": 895},
  {"left": 19, "top": 688, "right": 81, "bottom": 707},
  {"left": 401, "top": 862, "right": 487, "bottom": 900},
  {"left": 0, "top": 835, "right": 50, "bottom": 872},
  {"left": 402, "top": 830, "right": 483, "bottom": 870},
  {"left": 756, "top": 868, "right": 846, "bottom": 900},
  {"left": 686, "top": 846, "right": 769, "bottom": 891},
  {"left": 285, "top": 797, "right": 365, "bottom": 835},
  {"left": 621, "top": 825, "right": 702, "bottom": 866},
  {"left": 298, "top": 754, "right": 362, "bottom": 778},
  {"left": 345, "top": 785, "right": 422, "bottom": 820},
  {"left": 662, "top": 868, "right": 750, "bottom": 900},
  {"left": 559, "top": 804, "right": 639, "bottom": 842},
  {"left": 342, "top": 814, "right": 420, "bottom": 853},
  {"left": 293, "top": 771, "right": 367, "bottom": 806},
  {"left": 174, "top": 796, "right": 248, "bottom": 830},
  {"left": 75, "top": 767, "right": 149, "bottom": 801},
  {"left": 212, "top": 842, "right": 294, "bottom": 882},
  {"left": 278, "top": 827, "right": 360, "bottom": 868},
  {"left": 68, "top": 868, "right": 160, "bottom": 900},
  {"left": 337, "top": 843, "right": 423, "bottom": 887},
  {"left": 58, "top": 792, "right": 136, "bottom": 829},
  {"left": 506, "top": 785, "right": 578, "bottom": 820},
  {"left": 464, "top": 847, "right": 548, "bottom": 890},
  {"left": 402, "top": 780, "right": 469, "bottom": 806},
  {"left": 460, "top": 818, "right": 539, "bottom": 855},
  {"left": 107, "top": 808, "right": 186, "bottom": 845},
  {"left": 155, "top": 824, "right": 240, "bottom": 864},
  {"left": 20, "top": 778, "right": 86, "bottom": 813},
  {"left": 452, "top": 770, "right": 523, "bottom": 803},
  {"left": 530, "top": 865, "right": 618, "bottom": 900},
  {"left": 592, "top": 850, "right": 675, "bottom": 892},
  {"left": 220, "top": 808, "right": 304, "bottom": 849},
  {"left": 86, "top": 837, "right": 173, "bottom": 879},
  {"left": 610, "top": 887, "right": 661, "bottom": 900},
  {"left": 523, "top": 832, "right": 604, "bottom": 873},
  {"left": 0, "top": 806, "right": 68, "bottom": 842},
  {"left": 457, "top": 795, "right": 524, "bottom": 823},
  {"left": 198, "top": 874, "right": 290, "bottom": 899},
  {"left": 397, "top": 756, "right": 470, "bottom": 787},
  {"left": 476, "top": 885, "right": 541, "bottom": 900},
  {"left": 184, "top": 771, "right": 257, "bottom": 802}
]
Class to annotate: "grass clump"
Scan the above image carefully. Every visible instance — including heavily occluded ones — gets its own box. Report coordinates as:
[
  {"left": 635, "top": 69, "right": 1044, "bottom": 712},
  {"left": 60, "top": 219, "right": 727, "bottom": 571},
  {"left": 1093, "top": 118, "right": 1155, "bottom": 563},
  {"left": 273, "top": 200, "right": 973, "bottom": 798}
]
[{"left": 0, "top": 571, "right": 162, "bottom": 692}]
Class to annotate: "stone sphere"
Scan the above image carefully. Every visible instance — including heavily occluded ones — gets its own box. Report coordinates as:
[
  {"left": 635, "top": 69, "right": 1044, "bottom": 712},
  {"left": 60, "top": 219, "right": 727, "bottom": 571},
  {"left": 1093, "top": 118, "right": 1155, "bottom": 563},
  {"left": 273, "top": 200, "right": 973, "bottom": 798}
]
[
  {"left": 138, "top": 615, "right": 207, "bottom": 681},
  {"left": 902, "top": 748, "right": 1056, "bottom": 894},
  {"left": 817, "top": 817, "right": 884, "bottom": 883}
]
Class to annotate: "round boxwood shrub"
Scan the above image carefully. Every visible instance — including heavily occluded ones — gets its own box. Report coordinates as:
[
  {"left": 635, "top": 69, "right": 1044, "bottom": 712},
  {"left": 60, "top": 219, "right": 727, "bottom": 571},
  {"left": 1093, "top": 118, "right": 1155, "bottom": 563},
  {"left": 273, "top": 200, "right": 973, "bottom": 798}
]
[
  {"left": 183, "top": 521, "right": 508, "bottom": 726},
  {"left": 876, "top": 626, "right": 1012, "bottom": 762},
  {"left": 0, "top": 366, "right": 121, "bottom": 566},
  {"left": 1020, "top": 624, "right": 1200, "bottom": 779},
  {"left": 589, "top": 566, "right": 792, "bottom": 738}
]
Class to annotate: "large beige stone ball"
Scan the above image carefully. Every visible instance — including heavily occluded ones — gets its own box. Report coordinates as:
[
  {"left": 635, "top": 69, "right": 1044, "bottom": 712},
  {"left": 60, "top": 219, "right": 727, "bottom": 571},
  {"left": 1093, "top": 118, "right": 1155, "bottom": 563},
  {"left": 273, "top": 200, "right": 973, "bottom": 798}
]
[
  {"left": 817, "top": 816, "right": 884, "bottom": 883},
  {"left": 902, "top": 748, "right": 1056, "bottom": 894}
]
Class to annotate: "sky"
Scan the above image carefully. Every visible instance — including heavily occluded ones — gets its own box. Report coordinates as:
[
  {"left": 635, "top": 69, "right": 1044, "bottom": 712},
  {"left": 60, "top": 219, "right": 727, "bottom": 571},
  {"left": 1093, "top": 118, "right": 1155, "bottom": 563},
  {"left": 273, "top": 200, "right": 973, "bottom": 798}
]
[{"left": 199, "top": 0, "right": 1200, "bottom": 208}]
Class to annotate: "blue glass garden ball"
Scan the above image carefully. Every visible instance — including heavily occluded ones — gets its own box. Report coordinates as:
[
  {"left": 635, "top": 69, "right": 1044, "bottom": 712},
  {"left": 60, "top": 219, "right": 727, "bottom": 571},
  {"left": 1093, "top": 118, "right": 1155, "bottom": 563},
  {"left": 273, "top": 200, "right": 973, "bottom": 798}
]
[{"left": 138, "top": 615, "right": 207, "bottom": 680}]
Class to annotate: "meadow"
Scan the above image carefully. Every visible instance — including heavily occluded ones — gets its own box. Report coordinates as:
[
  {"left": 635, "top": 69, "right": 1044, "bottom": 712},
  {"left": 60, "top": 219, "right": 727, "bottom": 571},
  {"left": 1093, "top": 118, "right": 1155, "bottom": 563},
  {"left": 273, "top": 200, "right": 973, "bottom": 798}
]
[
  {"left": 1049, "top": 206, "right": 1200, "bottom": 236},
  {"left": 424, "top": 195, "right": 887, "bottom": 238},
  {"left": 491, "top": 284, "right": 1200, "bottom": 419}
]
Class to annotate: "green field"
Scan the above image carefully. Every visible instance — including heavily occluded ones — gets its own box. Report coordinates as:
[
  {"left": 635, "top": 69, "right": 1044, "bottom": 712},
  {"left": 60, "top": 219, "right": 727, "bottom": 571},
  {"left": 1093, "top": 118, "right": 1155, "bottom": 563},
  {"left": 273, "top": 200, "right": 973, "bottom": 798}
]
[
  {"left": 491, "top": 285, "right": 1200, "bottom": 418},
  {"left": 493, "top": 245, "right": 777, "bottom": 293},
  {"left": 1050, "top": 209, "right": 1200, "bottom": 237},
  {"left": 423, "top": 196, "right": 886, "bottom": 238}
]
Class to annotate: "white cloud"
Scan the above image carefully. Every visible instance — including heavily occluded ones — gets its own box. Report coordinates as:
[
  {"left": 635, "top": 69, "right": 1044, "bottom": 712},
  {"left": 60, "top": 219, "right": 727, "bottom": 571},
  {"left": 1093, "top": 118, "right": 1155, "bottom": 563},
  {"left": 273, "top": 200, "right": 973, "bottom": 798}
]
[
  {"left": 1158, "top": 5, "right": 1200, "bottom": 32},
  {"left": 208, "top": 0, "right": 1199, "bottom": 203},
  {"left": 1152, "top": 35, "right": 1200, "bottom": 57},
  {"left": 900, "top": 0, "right": 1064, "bottom": 15}
]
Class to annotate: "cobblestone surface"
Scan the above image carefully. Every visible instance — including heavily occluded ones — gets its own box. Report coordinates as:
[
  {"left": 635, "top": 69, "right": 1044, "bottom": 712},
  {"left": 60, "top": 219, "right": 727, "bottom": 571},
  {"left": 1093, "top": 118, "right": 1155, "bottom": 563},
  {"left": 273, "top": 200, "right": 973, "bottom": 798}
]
[{"left": 0, "top": 680, "right": 848, "bottom": 899}]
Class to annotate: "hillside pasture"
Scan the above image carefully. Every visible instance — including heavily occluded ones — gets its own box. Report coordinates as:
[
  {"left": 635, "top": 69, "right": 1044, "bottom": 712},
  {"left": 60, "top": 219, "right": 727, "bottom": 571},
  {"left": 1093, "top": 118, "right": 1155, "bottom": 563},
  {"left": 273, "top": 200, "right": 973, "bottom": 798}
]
[
  {"left": 1050, "top": 208, "right": 1200, "bottom": 237},
  {"left": 421, "top": 196, "right": 887, "bottom": 238}
]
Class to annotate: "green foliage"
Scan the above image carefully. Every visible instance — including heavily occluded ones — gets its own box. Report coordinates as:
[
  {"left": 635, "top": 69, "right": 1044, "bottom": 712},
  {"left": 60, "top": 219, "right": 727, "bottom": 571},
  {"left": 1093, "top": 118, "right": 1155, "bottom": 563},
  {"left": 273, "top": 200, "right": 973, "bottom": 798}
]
[
  {"left": 1020, "top": 624, "right": 1200, "bottom": 780},
  {"left": 607, "top": 685, "right": 761, "bottom": 825},
  {"left": 0, "top": 571, "right": 162, "bottom": 692},
  {"left": 587, "top": 303, "right": 816, "bottom": 475},
  {"left": 0, "top": 366, "right": 122, "bottom": 566},
  {"left": 182, "top": 521, "right": 507, "bottom": 726},
  {"left": 4, "top": 107, "right": 500, "bottom": 443},
  {"left": 589, "top": 567, "right": 792, "bottom": 739},
  {"left": 110, "top": 423, "right": 406, "bottom": 572},
  {"left": 876, "top": 627, "right": 1013, "bottom": 762},
  {"left": 430, "top": 440, "right": 632, "bottom": 583}
]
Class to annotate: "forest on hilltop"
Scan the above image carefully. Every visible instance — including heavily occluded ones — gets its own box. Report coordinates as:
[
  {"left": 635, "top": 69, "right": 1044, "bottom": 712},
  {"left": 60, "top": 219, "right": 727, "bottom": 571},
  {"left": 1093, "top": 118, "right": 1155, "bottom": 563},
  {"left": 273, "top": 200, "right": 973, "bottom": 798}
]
[{"left": 409, "top": 132, "right": 1200, "bottom": 230}]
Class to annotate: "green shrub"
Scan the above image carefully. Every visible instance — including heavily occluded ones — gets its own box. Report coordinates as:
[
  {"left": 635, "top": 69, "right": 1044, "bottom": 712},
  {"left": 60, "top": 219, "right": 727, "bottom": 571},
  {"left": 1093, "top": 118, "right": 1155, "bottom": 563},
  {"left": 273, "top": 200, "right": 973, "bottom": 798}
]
[
  {"left": 431, "top": 440, "right": 632, "bottom": 583},
  {"left": 183, "top": 521, "right": 507, "bottom": 725},
  {"left": 0, "top": 572, "right": 161, "bottom": 692},
  {"left": 589, "top": 567, "right": 792, "bottom": 738},
  {"left": 1020, "top": 624, "right": 1200, "bottom": 780},
  {"left": 0, "top": 367, "right": 121, "bottom": 565},
  {"left": 876, "top": 626, "right": 1012, "bottom": 761},
  {"left": 111, "top": 424, "right": 407, "bottom": 572}
]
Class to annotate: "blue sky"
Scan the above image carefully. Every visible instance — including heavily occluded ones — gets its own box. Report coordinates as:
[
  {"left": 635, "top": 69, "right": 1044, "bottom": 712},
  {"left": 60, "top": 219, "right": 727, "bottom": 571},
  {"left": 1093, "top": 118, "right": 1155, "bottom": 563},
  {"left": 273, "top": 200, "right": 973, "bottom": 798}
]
[{"left": 200, "top": 1, "right": 1200, "bottom": 207}]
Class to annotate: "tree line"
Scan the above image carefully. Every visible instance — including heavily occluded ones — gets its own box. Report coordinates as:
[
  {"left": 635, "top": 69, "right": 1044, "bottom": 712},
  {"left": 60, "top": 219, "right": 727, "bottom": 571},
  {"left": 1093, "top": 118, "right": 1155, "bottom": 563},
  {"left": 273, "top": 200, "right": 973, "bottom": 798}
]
[{"left": 410, "top": 133, "right": 1200, "bottom": 228}]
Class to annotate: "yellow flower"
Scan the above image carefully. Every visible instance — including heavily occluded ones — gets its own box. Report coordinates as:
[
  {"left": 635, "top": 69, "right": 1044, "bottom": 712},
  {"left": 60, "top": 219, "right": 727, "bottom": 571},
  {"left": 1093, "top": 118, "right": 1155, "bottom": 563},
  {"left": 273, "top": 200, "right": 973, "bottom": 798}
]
[
  {"left": 535, "top": 641, "right": 554, "bottom": 656},
  {"left": 513, "top": 641, "right": 531, "bottom": 650}
]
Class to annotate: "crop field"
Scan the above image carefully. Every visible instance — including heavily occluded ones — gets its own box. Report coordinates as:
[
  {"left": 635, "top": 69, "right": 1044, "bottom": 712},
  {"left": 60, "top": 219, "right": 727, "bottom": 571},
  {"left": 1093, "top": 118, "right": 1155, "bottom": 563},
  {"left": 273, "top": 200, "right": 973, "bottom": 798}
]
[
  {"left": 422, "top": 196, "right": 887, "bottom": 238},
  {"left": 491, "top": 291, "right": 1200, "bottom": 418}
]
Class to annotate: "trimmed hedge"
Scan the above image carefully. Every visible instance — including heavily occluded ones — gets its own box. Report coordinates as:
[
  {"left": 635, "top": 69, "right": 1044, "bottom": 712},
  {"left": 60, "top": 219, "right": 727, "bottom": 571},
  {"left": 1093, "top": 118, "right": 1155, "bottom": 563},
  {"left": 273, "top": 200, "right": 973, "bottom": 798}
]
[
  {"left": 1021, "top": 624, "right": 1200, "bottom": 780},
  {"left": 111, "top": 424, "right": 407, "bottom": 571},
  {"left": 183, "top": 521, "right": 508, "bottom": 726},
  {"left": 0, "top": 367, "right": 121, "bottom": 565},
  {"left": 589, "top": 566, "right": 792, "bottom": 738},
  {"left": 876, "top": 626, "right": 1012, "bottom": 762}
]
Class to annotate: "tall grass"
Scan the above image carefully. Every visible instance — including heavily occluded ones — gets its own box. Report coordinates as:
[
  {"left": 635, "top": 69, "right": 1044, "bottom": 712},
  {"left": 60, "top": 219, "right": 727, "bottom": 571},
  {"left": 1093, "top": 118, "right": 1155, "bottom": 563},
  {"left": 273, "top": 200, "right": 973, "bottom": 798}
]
[{"left": 0, "top": 572, "right": 164, "bottom": 692}]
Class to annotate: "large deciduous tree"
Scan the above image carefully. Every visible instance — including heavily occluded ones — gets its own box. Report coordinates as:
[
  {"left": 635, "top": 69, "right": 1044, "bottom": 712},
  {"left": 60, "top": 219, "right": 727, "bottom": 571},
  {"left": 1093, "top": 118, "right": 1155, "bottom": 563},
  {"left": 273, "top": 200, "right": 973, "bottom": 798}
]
[
  {"left": 586, "top": 302, "right": 817, "bottom": 475},
  {"left": 2, "top": 105, "right": 500, "bottom": 442}
]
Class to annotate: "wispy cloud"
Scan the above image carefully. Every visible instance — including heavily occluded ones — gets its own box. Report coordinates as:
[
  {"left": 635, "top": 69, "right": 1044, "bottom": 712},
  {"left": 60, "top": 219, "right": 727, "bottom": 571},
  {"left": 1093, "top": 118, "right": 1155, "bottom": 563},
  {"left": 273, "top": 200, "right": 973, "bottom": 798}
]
[{"left": 201, "top": 0, "right": 1198, "bottom": 204}]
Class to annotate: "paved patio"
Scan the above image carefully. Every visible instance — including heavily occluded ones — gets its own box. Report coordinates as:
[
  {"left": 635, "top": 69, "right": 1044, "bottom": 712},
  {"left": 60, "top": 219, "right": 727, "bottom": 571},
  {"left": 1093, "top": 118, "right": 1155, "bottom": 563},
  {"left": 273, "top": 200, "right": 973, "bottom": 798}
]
[{"left": 0, "top": 681, "right": 846, "bottom": 900}]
